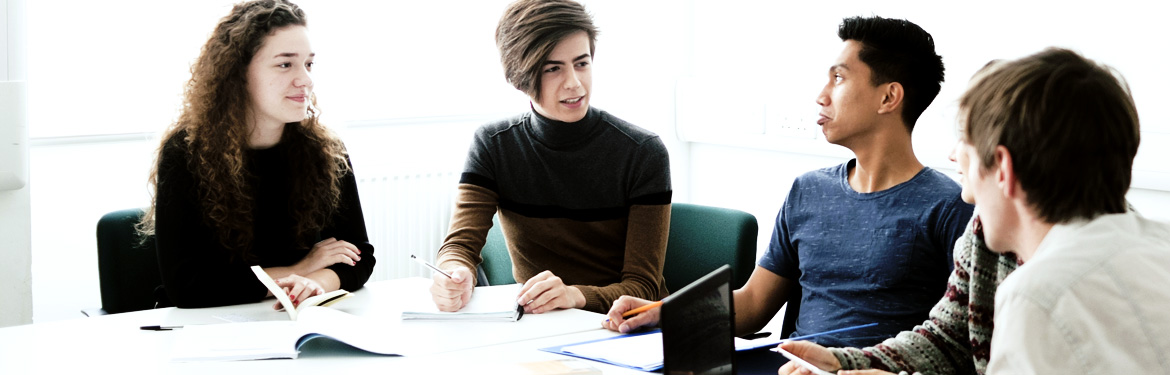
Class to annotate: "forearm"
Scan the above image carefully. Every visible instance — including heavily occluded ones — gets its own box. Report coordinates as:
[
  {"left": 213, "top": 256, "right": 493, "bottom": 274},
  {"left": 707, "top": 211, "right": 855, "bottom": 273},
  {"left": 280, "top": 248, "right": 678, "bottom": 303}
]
[
  {"left": 577, "top": 204, "right": 670, "bottom": 312},
  {"left": 733, "top": 289, "right": 776, "bottom": 336},
  {"left": 830, "top": 326, "right": 966, "bottom": 374},
  {"left": 436, "top": 184, "right": 499, "bottom": 282},
  {"left": 320, "top": 166, "right": 376, "bottom": 292},
  {"left": 732, "top": 266, "right": 791, "bottom": 337},
  {"left": 307, "top": 268, "right": 341, "bottom": 292}
]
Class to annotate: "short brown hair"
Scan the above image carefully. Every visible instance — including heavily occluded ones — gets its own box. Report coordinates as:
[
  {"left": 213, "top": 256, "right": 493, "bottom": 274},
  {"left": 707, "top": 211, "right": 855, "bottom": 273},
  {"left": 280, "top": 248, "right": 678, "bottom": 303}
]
[
  {"left": 960, "top": 48, "right": 1140, "bottom": 223},
  {"left": 495, "top": 0, "right": 598, "bottom": 101}
]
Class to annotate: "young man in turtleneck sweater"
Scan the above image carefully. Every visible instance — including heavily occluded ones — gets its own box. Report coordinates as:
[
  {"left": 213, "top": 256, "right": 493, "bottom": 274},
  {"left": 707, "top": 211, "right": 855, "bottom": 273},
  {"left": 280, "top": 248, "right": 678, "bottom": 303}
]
[{"left": 428, "top": 0, "right": 672, "bottom": 315}]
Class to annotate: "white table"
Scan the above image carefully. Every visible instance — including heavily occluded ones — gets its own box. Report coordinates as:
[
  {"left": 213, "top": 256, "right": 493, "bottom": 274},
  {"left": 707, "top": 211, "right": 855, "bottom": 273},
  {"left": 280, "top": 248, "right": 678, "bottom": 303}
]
[{"left": 0, "top": 278, "right": 644, "bottom": 374}]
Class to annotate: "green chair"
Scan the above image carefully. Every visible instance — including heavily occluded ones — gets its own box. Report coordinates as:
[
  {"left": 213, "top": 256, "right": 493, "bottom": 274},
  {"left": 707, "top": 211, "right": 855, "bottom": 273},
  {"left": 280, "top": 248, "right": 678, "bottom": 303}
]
[
  {"left": 476, "top": 203, "right": 759, "bottom": 294},
  {"left": 663, "top": 203, "right": 757, "bottom": 293},
  {"left": 477, "top": 213, "right": 516, "bottom": 286},
  {"left": 83, "top": 208, "right": 162, "bottom": 316}
]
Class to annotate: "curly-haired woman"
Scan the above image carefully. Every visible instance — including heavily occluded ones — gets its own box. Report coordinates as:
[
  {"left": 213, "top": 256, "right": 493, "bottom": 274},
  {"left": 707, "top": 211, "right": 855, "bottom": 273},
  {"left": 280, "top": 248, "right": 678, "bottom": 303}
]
[{"left": 141, "top": 0, "right": 374, "bottom": 309}]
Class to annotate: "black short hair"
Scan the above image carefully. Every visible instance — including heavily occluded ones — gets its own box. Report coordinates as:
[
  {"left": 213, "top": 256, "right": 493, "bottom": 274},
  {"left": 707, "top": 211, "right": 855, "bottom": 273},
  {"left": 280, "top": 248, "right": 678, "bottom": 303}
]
[{"left": 839, "top": 16, "right": 944, "bottom": 132}]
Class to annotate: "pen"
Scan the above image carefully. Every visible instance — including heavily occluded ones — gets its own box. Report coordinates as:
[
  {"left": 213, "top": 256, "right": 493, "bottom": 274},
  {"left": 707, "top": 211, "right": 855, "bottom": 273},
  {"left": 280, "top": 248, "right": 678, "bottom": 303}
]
[
  {"left": 140, "top": 325, "right": 183, "bottom": 331},
  {"left": 410, "top": 254, "right": 453, "bottom": 279},
  {"left": 773, "top": 347, "right": 836, "bottom": 375},
  {"left": 776, "top": 322, "right": 879, "bottom": 343}
]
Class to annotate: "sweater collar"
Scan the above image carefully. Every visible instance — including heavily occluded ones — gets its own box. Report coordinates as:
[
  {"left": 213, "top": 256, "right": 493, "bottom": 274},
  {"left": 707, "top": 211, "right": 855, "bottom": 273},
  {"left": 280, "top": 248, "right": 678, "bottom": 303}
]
[{"left": 529, "top": 106, "right": 602, "bottom": 148}]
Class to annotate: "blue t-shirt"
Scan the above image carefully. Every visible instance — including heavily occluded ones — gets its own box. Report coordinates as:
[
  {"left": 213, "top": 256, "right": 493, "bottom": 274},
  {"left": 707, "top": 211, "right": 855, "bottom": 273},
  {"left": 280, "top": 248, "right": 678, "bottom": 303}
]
[{"left": 759, "top": 160, "right": 973, "bottom": 348}]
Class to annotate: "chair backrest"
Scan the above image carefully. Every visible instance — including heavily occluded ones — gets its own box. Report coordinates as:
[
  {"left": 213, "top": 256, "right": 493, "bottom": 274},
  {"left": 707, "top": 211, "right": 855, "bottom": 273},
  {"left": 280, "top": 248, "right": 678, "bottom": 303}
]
[
  {"left": 779, "top": 286, "right": 801, "bottom": 339},
  {"left": 95, "top": 208, "right": 162, "bottom": 314},
  {"left": 664, "top": 203, "right": 758, "bottom": 293},
  {"left": 477, "top": 213, "right": 516, "bottom": 286}
]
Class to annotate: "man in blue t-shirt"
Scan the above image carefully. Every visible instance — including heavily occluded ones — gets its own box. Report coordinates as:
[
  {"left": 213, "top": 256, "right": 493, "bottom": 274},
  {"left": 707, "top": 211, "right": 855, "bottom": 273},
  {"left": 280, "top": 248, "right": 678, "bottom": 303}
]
[{"left": 604, "top": 16, "right": 973, "bottom": 348}]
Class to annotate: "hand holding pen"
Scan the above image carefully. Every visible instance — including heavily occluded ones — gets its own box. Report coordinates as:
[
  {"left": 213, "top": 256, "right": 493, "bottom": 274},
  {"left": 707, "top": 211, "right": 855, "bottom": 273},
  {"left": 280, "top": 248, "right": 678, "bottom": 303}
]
[
  {"left": 602, "top": 295, "right": 662, "bottom": 333},
  {"left": 772, "top": 323, "right": 879, "bottom": 375},
  {"left": 414, "top": 254, "right": 474, "bottom": 312}
]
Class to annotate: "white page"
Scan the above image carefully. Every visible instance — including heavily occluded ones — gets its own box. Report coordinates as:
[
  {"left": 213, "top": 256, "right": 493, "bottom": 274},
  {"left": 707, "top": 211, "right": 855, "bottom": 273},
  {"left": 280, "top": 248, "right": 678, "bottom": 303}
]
[
  {"left": 562, "top": 332, "right": 664, "bottom": 370},
  {"left": 170, "top": 321, "right": 301, "bottom": 362},
  {"left": 170, "top": 306, "right": 405, "bottom": 362},
  {"left": 401, "top": 284, "right": 522, "bottom": 320}
]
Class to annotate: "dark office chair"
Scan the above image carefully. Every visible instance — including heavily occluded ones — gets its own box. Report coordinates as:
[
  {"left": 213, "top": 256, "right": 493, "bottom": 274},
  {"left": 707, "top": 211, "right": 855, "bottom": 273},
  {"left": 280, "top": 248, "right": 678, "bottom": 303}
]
[
  {"left": 663, "top": 203, "right": 757, "bottom": 293},
  {"left": 477, "top": 213, "right": 516, "bottom": 286},
  {"left": 476, "top": 203, "right": 760, "bottom": 293},
  {"left": 82, "top": 208, "right": 162, "bottom": 316}
]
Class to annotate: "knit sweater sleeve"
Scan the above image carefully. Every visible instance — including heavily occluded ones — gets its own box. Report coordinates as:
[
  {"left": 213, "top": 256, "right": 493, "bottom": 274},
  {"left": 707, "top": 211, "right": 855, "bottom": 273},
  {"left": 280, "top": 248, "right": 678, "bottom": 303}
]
[
  {"left": 576, "top": 203, "right": 671, "bottom": 312},
  {"left": 321, "top": 156, "right": 376, "bottom": 292},
  {"left": 830, "top": 216, "right": 983, "bottom": 375},
  {"left": 435, "top": 182, "right": 500, "bottom": 285}
]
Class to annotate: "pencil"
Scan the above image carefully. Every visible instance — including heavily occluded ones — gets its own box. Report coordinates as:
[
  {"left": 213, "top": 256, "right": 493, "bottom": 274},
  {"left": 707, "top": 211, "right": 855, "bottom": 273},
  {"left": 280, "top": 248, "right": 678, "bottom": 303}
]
[
  {"left": 621, "top": 300, "right": 664, "bottom": 318},
  {"left": 410, "top": 254, "right": 453, "bottom": 279}
]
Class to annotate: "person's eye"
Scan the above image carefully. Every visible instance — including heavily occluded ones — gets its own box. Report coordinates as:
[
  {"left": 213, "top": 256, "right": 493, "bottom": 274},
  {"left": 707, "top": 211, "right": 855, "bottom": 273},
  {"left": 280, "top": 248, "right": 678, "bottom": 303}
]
[
  {"left": 278, "top": 62, "right": 292, "bottom": 68},
  {"left": 544, "top": 66, "right": 560, "bottom": 73},
  {"left": 576, "top": 61, "right": 589, "bottom": 68},
  {"left": 834, "top": 74, "right": 844, "bottom": 84},
  {"left": 306, "top": 61, "right": 314, "bottom": 70}
]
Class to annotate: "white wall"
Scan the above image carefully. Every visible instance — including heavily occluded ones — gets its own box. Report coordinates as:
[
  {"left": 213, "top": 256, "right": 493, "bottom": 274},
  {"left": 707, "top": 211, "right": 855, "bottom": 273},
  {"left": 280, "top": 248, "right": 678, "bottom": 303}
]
[
  {"left": 24, "top": 0, "right": 1170, "bottom": 324},
  {"left": 25, "top": 0, "right": 693, "bottom": 323},
  {"left": 679, "top": 0, "right": 1170, "bottom": 254},
  {"left": 0, "top": 0, "right": 32, "bottom": 328}
]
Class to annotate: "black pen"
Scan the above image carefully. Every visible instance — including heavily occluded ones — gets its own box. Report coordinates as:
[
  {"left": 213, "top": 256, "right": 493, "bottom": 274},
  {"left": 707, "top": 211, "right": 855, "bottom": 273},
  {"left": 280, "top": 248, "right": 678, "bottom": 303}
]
[
  {"left": 410, "top": 254, "right": 453, "bottom": 279},
  {"left": 140, "top": 325, "right": 183, "bottom": 331}
]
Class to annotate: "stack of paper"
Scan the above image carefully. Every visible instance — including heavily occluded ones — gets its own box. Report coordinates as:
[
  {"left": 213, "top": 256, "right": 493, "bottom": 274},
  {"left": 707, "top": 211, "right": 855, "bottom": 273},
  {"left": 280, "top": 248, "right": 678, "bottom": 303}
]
[{"left": 400, "top": 284, "right": 523, "bottom": 322}]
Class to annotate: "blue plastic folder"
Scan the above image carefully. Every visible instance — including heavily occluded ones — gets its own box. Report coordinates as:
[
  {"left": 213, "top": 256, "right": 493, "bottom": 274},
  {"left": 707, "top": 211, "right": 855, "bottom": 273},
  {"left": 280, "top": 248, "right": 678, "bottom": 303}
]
[
  {"left": 539, "top": 329, "right": 665, "bottom": 371},
  {"left": 541, "top": 322, "right": 883, "bottom": 372}
]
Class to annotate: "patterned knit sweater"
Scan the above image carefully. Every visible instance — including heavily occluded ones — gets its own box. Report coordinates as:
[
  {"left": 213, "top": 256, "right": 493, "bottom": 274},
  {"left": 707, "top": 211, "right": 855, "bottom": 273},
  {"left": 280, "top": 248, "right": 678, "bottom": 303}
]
[{"left": 831, "top": 216, "right": 1019, "bottom": 375}]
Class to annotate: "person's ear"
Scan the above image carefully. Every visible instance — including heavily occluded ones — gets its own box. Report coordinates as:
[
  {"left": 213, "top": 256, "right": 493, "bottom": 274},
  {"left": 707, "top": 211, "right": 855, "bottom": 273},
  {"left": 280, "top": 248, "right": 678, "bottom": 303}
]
[
  {"left": 877, "top": 82, "right": 904, "bottom": 115},
  {"left": 994, "top": 145, "right": 1017, "bottom": 199}
]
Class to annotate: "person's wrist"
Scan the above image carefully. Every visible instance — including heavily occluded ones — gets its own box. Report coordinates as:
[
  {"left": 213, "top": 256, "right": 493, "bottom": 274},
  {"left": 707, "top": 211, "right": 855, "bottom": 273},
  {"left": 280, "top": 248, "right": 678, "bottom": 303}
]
[{"left": 570, "top": 286, "right": 586, "bottom": 309}]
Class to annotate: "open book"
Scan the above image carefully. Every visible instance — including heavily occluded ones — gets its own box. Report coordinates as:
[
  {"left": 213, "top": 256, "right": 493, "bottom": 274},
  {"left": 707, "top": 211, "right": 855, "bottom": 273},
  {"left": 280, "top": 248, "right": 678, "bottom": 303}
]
[
  {"left": 170, "top": 306, "right": 402, "bottom": 362},
  {"left": 400, "top": 283, "right": 524, "bottom": 321},
  {"left": 250, "top": 265, "right": 352, "bottom": 320}
]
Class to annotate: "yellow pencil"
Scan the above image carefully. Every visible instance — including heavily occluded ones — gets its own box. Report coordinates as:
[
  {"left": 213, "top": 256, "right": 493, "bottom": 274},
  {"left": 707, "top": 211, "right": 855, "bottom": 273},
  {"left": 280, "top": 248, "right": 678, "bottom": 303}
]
[{"left": 621, "top": 300, "right": 663, "bottom": 318}]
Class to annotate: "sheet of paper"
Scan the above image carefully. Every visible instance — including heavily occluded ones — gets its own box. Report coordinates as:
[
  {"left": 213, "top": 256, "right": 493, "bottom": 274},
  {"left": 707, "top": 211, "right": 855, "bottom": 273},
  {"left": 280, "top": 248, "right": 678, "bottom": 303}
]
[
  {"left": 561, "top": 331, "right": 664, "bottom": 370},
  {"left": 401, "top": 284, "right": 522, "bottom": 321},
  {"left": 170, "top": 321, "right": 300, "bottom": 362},
  {"left": 735, "top": 335, "right": 782, "bottom": 351}
]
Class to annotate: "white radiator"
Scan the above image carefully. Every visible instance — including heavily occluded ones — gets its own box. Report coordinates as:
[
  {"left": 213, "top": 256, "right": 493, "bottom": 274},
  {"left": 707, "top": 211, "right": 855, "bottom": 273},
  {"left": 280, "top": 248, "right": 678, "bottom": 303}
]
[{"left": 357, "top": 171, "right": 461, "bottom": 281}]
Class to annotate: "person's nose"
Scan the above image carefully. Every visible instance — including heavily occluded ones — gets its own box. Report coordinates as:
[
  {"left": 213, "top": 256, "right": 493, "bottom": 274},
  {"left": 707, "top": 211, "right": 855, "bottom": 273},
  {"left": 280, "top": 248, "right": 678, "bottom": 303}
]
[
  {"left": 563, "top": 69, "right": 581, "bottom": 91},
  {"left": 815, "top": 83, "right": 831, "bottom": 107},
  {"left": 294, "top": 66, "right": 313, "bottom": 89}
]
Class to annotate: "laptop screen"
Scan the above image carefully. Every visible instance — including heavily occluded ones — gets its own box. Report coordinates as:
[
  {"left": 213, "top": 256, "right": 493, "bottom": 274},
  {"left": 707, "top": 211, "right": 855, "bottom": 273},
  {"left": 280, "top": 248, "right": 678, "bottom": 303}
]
[{"left": 661, "top": 265, "right": 735, "bottom": 375}]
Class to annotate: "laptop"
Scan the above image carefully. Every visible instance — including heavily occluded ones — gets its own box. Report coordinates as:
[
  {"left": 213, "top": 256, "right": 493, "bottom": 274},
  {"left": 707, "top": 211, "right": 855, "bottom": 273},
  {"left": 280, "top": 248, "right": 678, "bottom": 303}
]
[{"left": 661, "top": 264, "right": 735, "bottom": 375}]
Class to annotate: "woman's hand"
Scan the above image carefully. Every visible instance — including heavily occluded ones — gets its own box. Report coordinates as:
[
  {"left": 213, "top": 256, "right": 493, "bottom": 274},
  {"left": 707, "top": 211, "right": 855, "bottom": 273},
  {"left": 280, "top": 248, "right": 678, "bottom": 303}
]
[
  {"left": 295, "top": 237, "right": 361, "bottom": 275},
  {"left": 272, "top": 274, "right": 325, "bottom": 310},
  {"left": 516, "top": 270, "right": 586, "bottom": 314},
  {"left": 602, "top": 295, "right": 660, "bottom": 333}
]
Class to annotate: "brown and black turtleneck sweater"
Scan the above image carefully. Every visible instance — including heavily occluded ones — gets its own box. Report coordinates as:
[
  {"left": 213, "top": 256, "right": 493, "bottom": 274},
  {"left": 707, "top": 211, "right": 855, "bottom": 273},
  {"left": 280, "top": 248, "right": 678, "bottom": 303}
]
[{"left": 437, "top": 106, "right": 672, "bottom": 313}]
